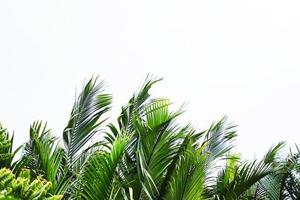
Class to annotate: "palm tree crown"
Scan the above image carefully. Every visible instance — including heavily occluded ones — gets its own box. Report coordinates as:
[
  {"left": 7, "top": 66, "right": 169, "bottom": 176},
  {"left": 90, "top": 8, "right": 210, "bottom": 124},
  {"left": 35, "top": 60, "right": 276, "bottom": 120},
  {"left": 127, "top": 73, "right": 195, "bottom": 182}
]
[{"left": 0, "top": 75, "right": 299, "bottom": 200}]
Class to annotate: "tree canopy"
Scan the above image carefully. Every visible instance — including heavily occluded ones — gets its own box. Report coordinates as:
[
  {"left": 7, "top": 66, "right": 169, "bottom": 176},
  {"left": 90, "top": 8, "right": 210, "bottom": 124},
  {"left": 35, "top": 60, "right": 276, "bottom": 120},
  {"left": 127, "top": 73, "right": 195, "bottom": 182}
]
[{"left": 0, "top": 76, "right": 299, "bottom": 200}]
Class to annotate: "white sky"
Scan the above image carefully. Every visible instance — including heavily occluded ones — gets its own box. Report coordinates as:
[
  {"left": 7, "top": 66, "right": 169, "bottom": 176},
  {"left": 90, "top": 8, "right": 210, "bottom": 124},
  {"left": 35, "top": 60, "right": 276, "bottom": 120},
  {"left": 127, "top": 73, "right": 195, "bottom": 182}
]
[{"left": 0, "top": 1, "right": 300, "bottom": 159}]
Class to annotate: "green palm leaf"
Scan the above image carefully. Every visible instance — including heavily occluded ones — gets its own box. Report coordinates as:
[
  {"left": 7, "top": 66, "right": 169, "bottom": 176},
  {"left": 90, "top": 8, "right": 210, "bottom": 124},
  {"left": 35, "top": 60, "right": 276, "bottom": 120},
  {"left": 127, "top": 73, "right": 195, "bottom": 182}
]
[
  {"left": 63, "top": 77, "right": 112, "bottom": 168},
  {"left": 213, "top": 143, "right": 284, "bottom": 200},
  {"left": 21, "top": 121, "right": 64, "bottom": 194},
  {"left": 163, "top": 141, "right": 207, "bottom": 200},
  {"left": 74, "top": 135, "right": 129, "bottom": 200},
  {"left": 117, "top": 75, "right": 162, "bottom": 132}
]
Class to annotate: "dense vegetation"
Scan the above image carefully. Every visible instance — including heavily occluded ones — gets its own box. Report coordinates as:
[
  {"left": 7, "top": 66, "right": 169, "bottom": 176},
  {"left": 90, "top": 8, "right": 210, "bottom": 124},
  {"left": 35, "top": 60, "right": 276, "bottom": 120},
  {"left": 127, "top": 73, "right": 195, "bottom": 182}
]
[{"left": 0, "top": 76, "right": 299, "bottom": 200}]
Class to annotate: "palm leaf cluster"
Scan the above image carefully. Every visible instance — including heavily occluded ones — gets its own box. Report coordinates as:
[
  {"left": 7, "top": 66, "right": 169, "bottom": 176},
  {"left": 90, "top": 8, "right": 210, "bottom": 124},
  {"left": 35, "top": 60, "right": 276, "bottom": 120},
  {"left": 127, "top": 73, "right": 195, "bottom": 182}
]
[{"left": 0, "top": 75, "right": 299, "bottom": 199}]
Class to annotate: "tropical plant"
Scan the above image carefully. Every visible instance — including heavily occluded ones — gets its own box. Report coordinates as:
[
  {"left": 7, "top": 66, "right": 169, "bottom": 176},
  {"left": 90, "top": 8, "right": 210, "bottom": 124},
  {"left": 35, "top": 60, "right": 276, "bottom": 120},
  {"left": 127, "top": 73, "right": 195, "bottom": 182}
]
[
  {"left": 20, "top": 121, "right": 64, "bottom": 194},
  {"left": 0, "top": 75, "right": 299, "bottom": 200},
  {"left": 0, "top": 168, "right": 62, "bottom": 200},
  {"left": 19, "top": 77, "right": 112, "bottom": 197},
  {"left": 254, "top": 145, "right": 300, "bottom": 200},
  {"left": 210, "top": 142, "right": 284, "bottom": 199},
  {"left": 0, "top": 123, "right": 20, "bottom": 169}
]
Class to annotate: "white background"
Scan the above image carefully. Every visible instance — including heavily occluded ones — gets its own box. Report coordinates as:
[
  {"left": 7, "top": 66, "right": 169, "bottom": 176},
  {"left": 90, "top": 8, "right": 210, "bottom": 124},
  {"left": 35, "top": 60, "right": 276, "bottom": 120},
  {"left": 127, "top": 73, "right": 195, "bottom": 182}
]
[{"left": 0, "top": 1, "right": 300, "bottom": 159}]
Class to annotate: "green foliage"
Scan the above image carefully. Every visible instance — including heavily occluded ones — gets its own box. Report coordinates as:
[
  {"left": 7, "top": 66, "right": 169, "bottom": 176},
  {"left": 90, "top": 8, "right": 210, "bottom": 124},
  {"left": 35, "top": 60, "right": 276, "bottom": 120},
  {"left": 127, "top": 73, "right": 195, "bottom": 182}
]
[
  {"left": 63, "top": 76, "right": 112, "bottom": 169},
  {"left": 259, "top": 145, "right": 300, "bottom": 200},
  {"left": 0, "top": 124, "right": 19, "bottom": 169},
  {"left": 74, "top": 135, "right": 129, "bottom": 199},
  {"left": 21, "top": 121, "right": 64, "bottom": 194},
  {"left": 0, "top": 75, "right": 299, "bottom": 200},
  {"left": 0, "top": 168, "right": 62, "bottom": 200}
]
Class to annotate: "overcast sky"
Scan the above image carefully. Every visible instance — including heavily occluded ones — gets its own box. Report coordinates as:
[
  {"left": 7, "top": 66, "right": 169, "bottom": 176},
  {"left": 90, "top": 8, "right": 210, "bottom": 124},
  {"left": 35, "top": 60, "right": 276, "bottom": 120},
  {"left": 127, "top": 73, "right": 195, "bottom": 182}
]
[{"left": 1, "top": 1, "right": 300, "bottom": 159}]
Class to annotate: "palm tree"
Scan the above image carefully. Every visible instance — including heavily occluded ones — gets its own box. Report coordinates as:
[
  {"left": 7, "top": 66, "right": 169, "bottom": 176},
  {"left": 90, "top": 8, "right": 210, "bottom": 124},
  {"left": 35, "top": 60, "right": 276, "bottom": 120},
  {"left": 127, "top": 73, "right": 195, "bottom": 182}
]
[
  {"left": 211, "top": 142, "right": 285, "bottom": 199},
  {"left": 19, "top": 77, "right": 112, "bottom": 197},
  {"left": 0, "top": 75, "right": 298, "bottom": 200},
  {"left": 254, "top": 145, "right": 300, "bottom": 200}
]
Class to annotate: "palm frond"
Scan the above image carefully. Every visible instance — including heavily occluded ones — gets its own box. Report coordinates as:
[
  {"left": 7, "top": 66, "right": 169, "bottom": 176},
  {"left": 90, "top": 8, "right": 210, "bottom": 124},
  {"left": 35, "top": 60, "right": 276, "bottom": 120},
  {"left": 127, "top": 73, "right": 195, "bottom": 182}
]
[
  {"left": 215, "top": 160, "right": 273, "bottom": 199},
  {"left": 130, "top": 98, "right": 186, "bottom": 199},
  {"left": 63, "top": 77, "right": 112, "bottom": 168},
  {"left": 263, "top": 142, "right": 285, "bottom": 164},
  {"left": 202, "top": 117, "right": 237, "bottom": 162},
  {"left": 117, "top": 75, "right": 162, "bottom": 132},
  {"left": 199, "top": 117, "right": 237, "bottom": 188},
  {"left": 21, "top": 121, "right": 64, "bottom": 193},
  {"left": 280, "top": 148, "right": 300, "bottom": 199},
  {"left": 163, "top": 141, "right": 207, "bottom": 200},
  {"left": 256, "top": 143, "right": 297, "bottom": 200},
  {"left": 213, "top": 143, "right": 284, "bottom": 199},
  {"left": 74, "top": 135, "right": 129, "bottom": 200}
]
